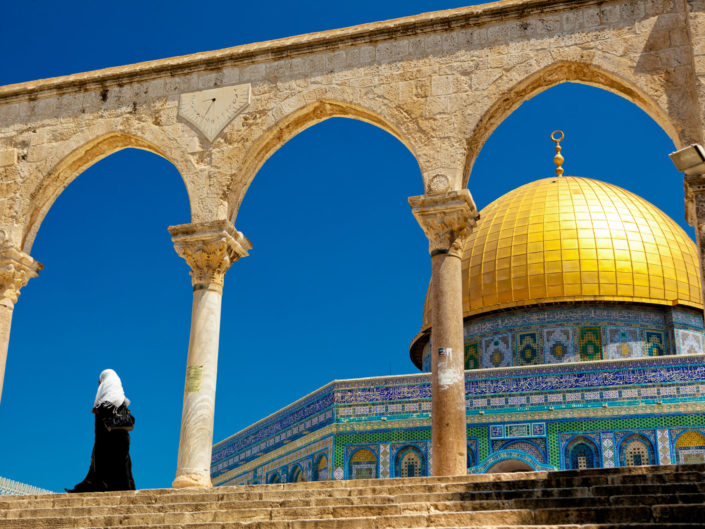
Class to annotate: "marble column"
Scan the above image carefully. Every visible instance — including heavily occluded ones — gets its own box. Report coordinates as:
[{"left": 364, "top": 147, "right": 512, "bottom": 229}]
[
  {"left": 0, "top": 243, "right": 42, "bottom": 404},
  {"left": 168, "top": 220, "right": 251, "bottom": 488},
  {"left": 409, "top": 190, "right": 477, "bottom": 476}
]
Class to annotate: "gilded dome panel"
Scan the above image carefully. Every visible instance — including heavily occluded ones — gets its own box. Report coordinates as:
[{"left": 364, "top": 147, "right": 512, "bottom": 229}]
[{"left": 422, "top": 177, "right": 702, "bottom": 327}]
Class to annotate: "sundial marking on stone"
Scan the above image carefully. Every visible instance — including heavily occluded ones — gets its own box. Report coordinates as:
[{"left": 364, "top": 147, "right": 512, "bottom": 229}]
[{"left": 178, "top": 83, "right": 251, "bottom": 142}]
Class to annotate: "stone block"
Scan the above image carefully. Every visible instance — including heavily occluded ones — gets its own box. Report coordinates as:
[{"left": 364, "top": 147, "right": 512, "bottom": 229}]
[{"left": 0, "top": 148, "right": 17, "bottom": 167}]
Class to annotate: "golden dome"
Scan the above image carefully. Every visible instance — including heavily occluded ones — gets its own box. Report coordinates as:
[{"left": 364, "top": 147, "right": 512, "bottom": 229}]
[{"left": 421, "top": 176, "right": 702, "bottom": 328}]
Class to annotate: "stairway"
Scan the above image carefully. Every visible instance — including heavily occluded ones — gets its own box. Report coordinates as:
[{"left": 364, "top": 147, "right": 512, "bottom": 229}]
[{"left": 1, "top": 464, "right": 704, "bottom": 528}]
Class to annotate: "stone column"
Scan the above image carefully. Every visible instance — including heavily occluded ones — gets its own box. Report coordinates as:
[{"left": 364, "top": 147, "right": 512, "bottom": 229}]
[
  {"left": 168, "top": 220, "right": 251, "bottom": 488},
  {"left": 685, "top": 176, "right": 705, "bottom": 308},
  {"left": 0, "top": 243, "right": 42, "bottom": 404},
  {"left": 409, "top": 190, "right": 477, "bottom": 476}
]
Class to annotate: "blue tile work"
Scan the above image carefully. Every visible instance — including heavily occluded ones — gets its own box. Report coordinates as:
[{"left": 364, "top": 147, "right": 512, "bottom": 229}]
[
  {"left": 421, "top": 304, "right": 705, "bottom": 372},
  {"left": 211, "top": 384, "right": 335, "bottom": 478},
  {"left": 212, "top": 354, "right": 705, "bottom": 485}
]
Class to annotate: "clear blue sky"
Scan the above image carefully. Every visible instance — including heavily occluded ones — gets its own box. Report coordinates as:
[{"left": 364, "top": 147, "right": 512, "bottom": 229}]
[{"left": 0, "top": 1, "right": 689, "bottom": 492}]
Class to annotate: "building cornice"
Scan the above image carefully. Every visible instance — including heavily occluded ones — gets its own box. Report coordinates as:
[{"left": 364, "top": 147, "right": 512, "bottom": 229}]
[{"left": 0, "top": 0, "right": 617, "bottom": 102}]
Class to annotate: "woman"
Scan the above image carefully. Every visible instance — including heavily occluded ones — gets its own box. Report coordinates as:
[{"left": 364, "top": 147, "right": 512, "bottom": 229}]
[{"left": 66, "top": 369, "right": 136, "bottom": 492}]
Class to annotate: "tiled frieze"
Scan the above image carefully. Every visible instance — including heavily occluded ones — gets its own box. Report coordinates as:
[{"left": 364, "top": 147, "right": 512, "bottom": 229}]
[
  {"left": 214, "top": 355, "right": 705, "bottom": 482},
  {"left": 423, "top": 305, "right": 705, "bottom": 372}
]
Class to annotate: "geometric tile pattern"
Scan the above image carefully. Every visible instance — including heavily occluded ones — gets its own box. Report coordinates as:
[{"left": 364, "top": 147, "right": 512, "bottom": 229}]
[
  {"left": 644, "top": 330, "right": 666, "bottom": 357},
  {"left": 516, "top": 332, "right": 541, "bottom": 366},
  {"left": 379, "top": 443, "right": 390, "bottom": 478},
  {"left": 464, "top": 341, "right": 480, "bottom": 370},
  {"left": 677, "top": 329, "right": 705, "bottom": 355},
  {"left": 579, "top": 327, "right": 602, "bottom": 361},
  {"left": 657, "top": 429, "right": 672, "bottom": 465},
  {"left": 482, "top": 334, "right": 511, "bottom": 368},
  {"left": 601, "top": 433, "right": 615, "bottom": 468},
  {"left": 607, "top": 327, "right": 640, "bottom": 359},
  {"left": 544, "top": 327, "right": 575, "bottom": 363}
]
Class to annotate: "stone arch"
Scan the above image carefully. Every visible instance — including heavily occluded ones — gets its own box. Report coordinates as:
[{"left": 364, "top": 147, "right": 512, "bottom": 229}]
[
  {"left": 21, "top": 128, "right": 198, "bottom": 253},
  {"left": 463, "top": 61, "right": 680, "bottom": 188},
  {"left": 229, "top": 99, "right": 421, "bottom": 221},
  {"left": 564, "top": 436, "right": 600, "bottom": 470}
]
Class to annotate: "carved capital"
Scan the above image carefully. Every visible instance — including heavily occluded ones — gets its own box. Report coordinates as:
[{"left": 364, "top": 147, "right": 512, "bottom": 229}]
[
  {"left": 409, "top": 190, "right": 479, "bottom": 258},
  {"left": 168, "top": 220, "right": 252, "bottom": 292},
  {"left": 0, "top": 244, "right": 43, "bottom": 306}
]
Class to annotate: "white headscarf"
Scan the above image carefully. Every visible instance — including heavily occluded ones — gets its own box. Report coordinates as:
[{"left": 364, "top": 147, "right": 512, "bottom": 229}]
[{"left": 93, "top": 369, "right": 130, "bottom": 408}]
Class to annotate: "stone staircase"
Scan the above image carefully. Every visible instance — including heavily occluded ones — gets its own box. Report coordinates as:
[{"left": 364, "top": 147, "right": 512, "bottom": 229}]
[{"left": 1, "top": 464, "right": 704, "bottom": 528}]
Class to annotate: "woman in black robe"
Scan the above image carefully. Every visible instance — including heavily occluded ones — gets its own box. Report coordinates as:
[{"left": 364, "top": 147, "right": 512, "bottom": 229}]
[{"left": 66, "top": 369, "right": 135, "bottom": 492}]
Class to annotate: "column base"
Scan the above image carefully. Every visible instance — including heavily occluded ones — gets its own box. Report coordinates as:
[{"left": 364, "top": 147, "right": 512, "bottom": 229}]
[{"left": 172, "top": 473, "right": 212, "bottom": 489}]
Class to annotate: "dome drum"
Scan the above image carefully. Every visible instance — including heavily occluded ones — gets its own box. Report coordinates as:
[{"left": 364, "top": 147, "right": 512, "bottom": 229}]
[
  {"left": 411, "top": 302, "right": 705, "bottom": 371},
  {"left": 411, "top": 176, "right": 705, "bottom": 371}
]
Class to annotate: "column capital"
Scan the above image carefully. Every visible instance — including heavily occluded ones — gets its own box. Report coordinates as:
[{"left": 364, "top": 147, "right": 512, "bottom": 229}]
[
  {"left": 168, "top": 220, "right": 252, "bottom": 293},
  {"left": 0, "top": 244, "right": 42, "bottom": 306},
  {"left": 409, "top": 190, "right": 479, "bottom": 258}
]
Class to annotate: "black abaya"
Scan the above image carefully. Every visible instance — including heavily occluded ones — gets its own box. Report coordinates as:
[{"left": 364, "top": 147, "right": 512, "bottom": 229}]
[{"left": 67, "top": 404, "right": 135, "bottom": 492}]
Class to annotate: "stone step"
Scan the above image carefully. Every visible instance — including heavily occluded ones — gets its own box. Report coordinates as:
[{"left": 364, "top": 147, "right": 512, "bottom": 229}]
[
  {"left": 0, "top": 508, "right": 538, "bottom": 528},
  {"left": 4, "top": 464, "right": 701, "bottom": 506},
  {"left": 5, "top": 470, "right": 703, "bottom": 509},
  {"left": 0, "top": 485, "right": 592, "bottom": 512},
  {"left": 4, "top": 490, "right": 704, "bottom": 521}
]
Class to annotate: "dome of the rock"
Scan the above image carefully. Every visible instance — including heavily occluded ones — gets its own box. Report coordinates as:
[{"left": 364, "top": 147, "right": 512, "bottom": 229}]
[{"left": 410, "top": 176, "right": 704, "bottom": 370}]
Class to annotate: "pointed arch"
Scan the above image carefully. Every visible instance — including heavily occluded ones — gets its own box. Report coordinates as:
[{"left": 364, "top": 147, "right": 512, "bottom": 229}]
[
  {"left": 463, "top": 61, "right": 679, "bottom": 188},
  {"left": 22, "top": 129, "right": 198, "bottom": 253},
  {"left": 229, "top": 99, "right": 420, "bottom": 221}
]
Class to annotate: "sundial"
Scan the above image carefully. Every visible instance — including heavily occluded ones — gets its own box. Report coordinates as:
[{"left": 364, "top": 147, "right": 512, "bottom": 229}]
[{"left": 178, "top": 83, "right": 251, "bottom": 142}]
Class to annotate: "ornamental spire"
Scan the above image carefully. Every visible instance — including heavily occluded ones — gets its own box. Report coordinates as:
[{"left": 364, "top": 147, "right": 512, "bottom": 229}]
[{"left": 551, "top": 130, "right": 565, "bottom": 178}]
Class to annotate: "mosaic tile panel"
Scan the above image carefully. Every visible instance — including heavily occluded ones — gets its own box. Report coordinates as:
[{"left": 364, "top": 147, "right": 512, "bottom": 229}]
[
  {"left": 606, "top": 327, "right": 640, "bottom": 360},
  {"left": 657, "top": 429, "right": 672, "bottom": 465},
  {"left": 464, "top": 341, "right": 480, "bottom": 370},
  {"left": 579, "top": 327, "right": 603, "bottom": 362},
  {"left": 601, "top": 433, "right": 615, "bottom": 468},
  {"left": 493, "top": 439, "right": 547, "bottom": 463},
  {"left": 379, "top": 444, "right": 390, "bottom": 478},
  {"left": 505, "top": 424, "right": 530, "bottom": 438},
  {"left": 516, "top": 332, "right": 541, "bottom": 366},
  {"left": 677, "top": 330, "right": 705, "bottom": 355},
  {"left": 644, "top": 330, "right": 666, "bottom": 357},
  {"left": 482, "top": 334, "right": 512, "bottom": 368},
  {"left": 544, "top": 328, "right": 575, "bottom": 363}
]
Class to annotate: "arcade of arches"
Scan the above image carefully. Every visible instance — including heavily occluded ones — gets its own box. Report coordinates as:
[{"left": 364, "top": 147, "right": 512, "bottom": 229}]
[{"left": 2, "top": 0, "right": 705, "bottom": 488}]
